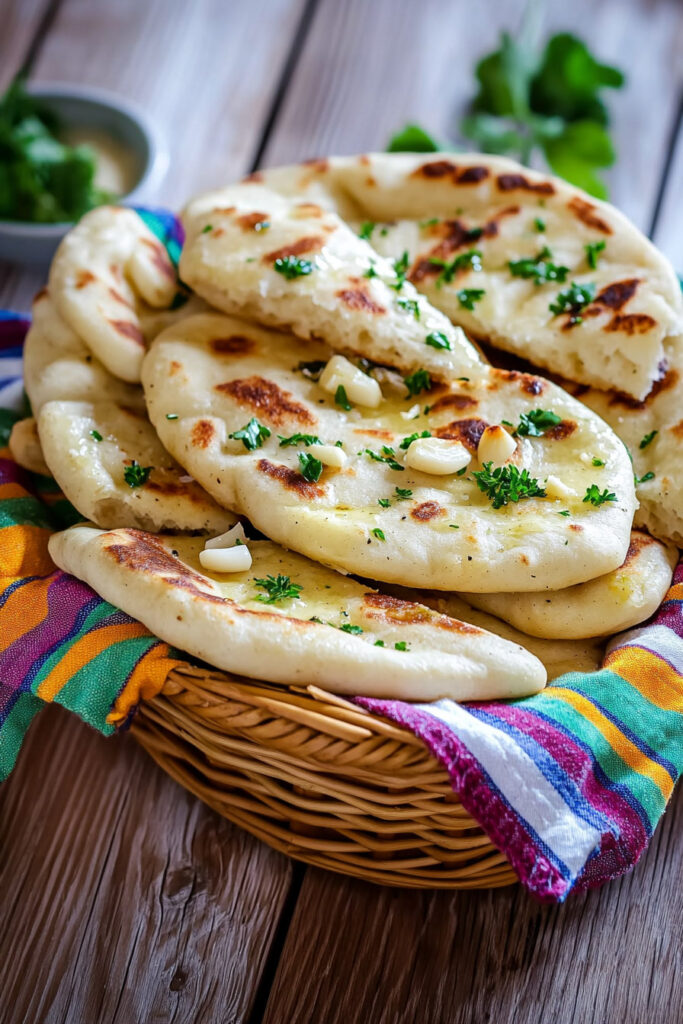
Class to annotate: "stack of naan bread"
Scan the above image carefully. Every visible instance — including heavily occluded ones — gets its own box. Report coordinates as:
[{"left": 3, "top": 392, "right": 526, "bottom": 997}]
[{"left": 11, "top": 154, "right": 682, "bottom": 702}]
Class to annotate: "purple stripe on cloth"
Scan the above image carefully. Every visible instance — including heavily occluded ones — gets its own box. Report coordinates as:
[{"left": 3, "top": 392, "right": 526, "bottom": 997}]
[
  {"left": 0, "top": 315, "right": 30, "bottom": 350},
  {"left": 358, "top": 697, "right": 570, "bottom": 901}
]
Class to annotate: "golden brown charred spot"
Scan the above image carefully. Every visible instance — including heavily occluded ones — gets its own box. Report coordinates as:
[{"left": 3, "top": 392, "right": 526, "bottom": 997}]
[
  {"left": 609, "top": 367, "right": 678, "bottom": 410},
  {"left": 411, "top": 501, "right": 445, "bottom": 522},
  {"left": 622, "top": 531, "right": 652, "bottom": 566},
  {"left": 257, "top": 458, "right": 324, "bottom": 498},
  {"left": 605, "top": 313, "right": 657, "bottom": 335},
  {"left": 497, "top": 173, "right": 555, "bottom": 195},
  {"left": 412, "top": 160, "right": 458, "bottom": 178},
  {"left": 362, "top": 592, "right": 481, "bottom": 634},
  {"left": 104, "top": 530, "right": 226, "bottom": 604},
  {"left": 141, "top": 237, "right": 175, "bottom": 281},
  {"left": 497, "top": 369, "right": 546, "bottom": 396},
  {"left": 109, "top": 287, "right": 134, "bottom": 308},
  {"left": 33, "top": 286, "right": 49, "bottom": 303},
  {"left": 567, "top": 196, "right": 612, "bottom": 234},
  {"left": 415, "top": 206, "right": 519, "bottom": 273},
  {"left": 211, "top": 228, "right": 225, "bottom": 238},
  {"left": 242, "top": 170, "right": 264, "bottom": 183},
  {"left": 217, "top": 375, "right": 315, "bottom": 427},
  {"left": 144, "top": 476, "right": 205, "bottom": 501},
  {"left": 436, "top": 417, "right": 489, "bottom": 452},
  {"left": 569, "top": 524, "right": 584, "bottom": 533},
  {"left": 545, "top": 419, "right": 577, "bottom": 440},
  {"left": 353, "top": 428, "right": 395, "bottom": 440},
  {"left": 213, "top": 206, "right": 236, "bottom": 216},
  {"left": 191, "top": 419, "right": 215, "bottom": 449},
  {"left": 76, "top": 270, "right": 96, "bottom": 288},
  {"left": 107, "top": 319, "right": 145, "bottom": 346},
  {"left": 110, "top": 263, "right": 123, "bottom": 281},
  {"left": 211, "top": 335, "right": 254, "bottom": 355},
  {"left": 595, "top": 279, "right": 639, "bottom": 310},
  {"left": 169, "top": 360, "right": 182, "bottom": 376},
  {"left": 669, "top": 420, "right": 683, "bottom": 439},
  {"left": 429, "top": 393, "right": 478, "bottom": 413},
  {"left": 358, "top": 154, "right": 371, "bottom": 166},
  {"left": 263, "top": 236, "right": 323, "bottom": 264},
  {"left": 293, "top": 201, "right": 324, "bottom": 218},
  {"left": 301, "top": 158, "right": 329, "bottom": 172},
  {"left": 456, "top": 166, "right": 489, "bottom": 184},
  {"left": 237, "top": 211, "right": 270, "bottom": 230},
  {"left": 336, "top": 285, "right": 386, "bottom": 314},
  {"left": 520, "top": 554, "right": 529, "bottom": 565}
]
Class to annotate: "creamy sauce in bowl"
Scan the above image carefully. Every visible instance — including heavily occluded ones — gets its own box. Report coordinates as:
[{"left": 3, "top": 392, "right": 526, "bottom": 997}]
[{"left": 61, "top": 126, "right": 139, "bottom": 197}]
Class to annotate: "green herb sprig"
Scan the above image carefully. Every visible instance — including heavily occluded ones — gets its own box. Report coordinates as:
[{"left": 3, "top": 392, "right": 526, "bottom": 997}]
[
  {"left": 473, "top": 462, "right": 546, "bottom": 509},
  {"left": 254, "top": 574, "right": 303, "bottom": 604},
  {"left": 229, "top": 418, "right": 271, "bottom": 451}
]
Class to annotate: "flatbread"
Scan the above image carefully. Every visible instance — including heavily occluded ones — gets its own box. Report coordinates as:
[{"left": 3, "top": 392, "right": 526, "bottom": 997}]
[
  {"left": 255, "top": 154, "right": 682, "bottom": 401},
  {"left": 180, "top": 183, "right": 482, "bottom": 379},
  {"left": 26, "top": 291, "right": 234, "bottom": 533},
  {"left": 49, "top": 206, "right": 186, "bottom": 382},
  {"left": 142, "top": 312, "right": 636, "bottom": 592},
  {"left": 460, "top": 530, "right": 677, "bottom": 638},
  {"left": 8, "top": 417, "right": 51, "bottom": 476},
  {"left": 48, "top": 524, "right": 547, "bottom": 702}
]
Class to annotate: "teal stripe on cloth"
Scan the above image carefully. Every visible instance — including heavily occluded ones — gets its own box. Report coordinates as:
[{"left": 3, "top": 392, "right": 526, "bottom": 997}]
[{"left": 0, "top": 691, "right": 43, "bottom": 777}]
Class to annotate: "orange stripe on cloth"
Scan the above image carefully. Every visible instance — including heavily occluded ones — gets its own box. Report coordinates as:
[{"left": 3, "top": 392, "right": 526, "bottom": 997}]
[
  {"left": 36, "top": 621, "right": 152, "bottom": 702},
  {"left": 0, "top": 524, "right": 55, "bottom": 578},
  {"left": 0, "top": 482, "right": 31, "bottom": 501},
  {"left": 604, "top": 647, "right": 683, "bottom": 713},
  {"left": 106, "top": 644, "right": 184, "bottom": 726},
  {"left": 547, "top": 689, "right": 673, "bottom": 799},
  {"left": 0, "top": 576, "right": 51, "bottom": 651}
]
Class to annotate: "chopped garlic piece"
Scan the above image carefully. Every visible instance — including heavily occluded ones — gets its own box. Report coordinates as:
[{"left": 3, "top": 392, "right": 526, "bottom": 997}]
[
  {"left": 319, "top": 354, "right": 382, "bottom": 408},
  {"left": 545, "top": 475, "right": 576, "bottom": 499},
  {"left": 204, "top": 522, "right": 247, "bottom": 550},
  {"left": 400, "top": 404, "right": 421, "bottom": 421},
  {"left": 404, "top": 436, "right": 471, "bottom": 475},
  {"left": 199, "top": 545, "right": 252, "bottom": 573},
  {"left": 477, "top": 425, "right": 516, "bottom": 467},
  {"left": 311, "top": 443, "right": 348, "bottom": 468}
]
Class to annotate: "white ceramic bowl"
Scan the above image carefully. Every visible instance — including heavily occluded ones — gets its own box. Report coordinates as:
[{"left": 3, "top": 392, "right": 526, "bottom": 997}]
[{"left": 0, "top": 82, "right": 168, "bottom": 265}]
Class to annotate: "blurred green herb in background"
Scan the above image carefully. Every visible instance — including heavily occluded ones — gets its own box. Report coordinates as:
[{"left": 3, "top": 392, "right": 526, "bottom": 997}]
[
  {"left": 387, "top": 13, "right": 625, "bottom": 199},
  {"left": 0, "top": 77, "right": 112, "bottom": 223}
]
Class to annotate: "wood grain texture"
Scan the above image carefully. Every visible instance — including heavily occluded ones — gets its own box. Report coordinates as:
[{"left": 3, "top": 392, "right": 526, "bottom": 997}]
[
  {"left": 261, "top": 0, "right": 683, "bottom": 233},
  {"left": 0, "top": 706, "right": 293, "bottom": 1024},
  {"left": 261, "top": 784, "right": 683, "bottom": 1024},
  {"left": 652, "top": 94, "right": 683, "bottom": 269},
  {"left": 0, "top": 0, "right": 52, "bottom": 89}
]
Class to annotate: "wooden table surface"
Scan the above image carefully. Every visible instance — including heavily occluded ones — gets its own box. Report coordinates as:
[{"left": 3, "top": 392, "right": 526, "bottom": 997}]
[{"left": 1, "top": 2, "right": 682, "bottom": 1022}]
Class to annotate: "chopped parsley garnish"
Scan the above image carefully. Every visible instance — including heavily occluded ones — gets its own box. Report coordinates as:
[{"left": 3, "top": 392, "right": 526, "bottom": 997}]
[
  {"left": 340, "top": 623, "right": 364, "bottom": 634},
  {"left": 365, "top": 447, "right": 404, "bottom": 472},
  {"left": 508, "top": 247, "right": 569, "bottom": 284},
  {"left": 89, "top": 429, "right": 102, "bottom": 442},
  {"left": 166, "top": 413, "right": 178, "bottom": 420},
  {"left": 273, "top": 255, "right": 314, "bottom": 279},
  {"left": 394, "top": 486, "right": 412, "bottom": 500},
  {"left": 583, "top": 484, "right": 617, "bottom": 506},
  {"left": 335, "top": 385, "right": 352, "bottom": 410},
  {"left": 558, "top": 510, "right": 571, "bottom": 516},
  {"left": 429, "top": 248, "right": 482, "bottom": 287},
  {"left": 123, "top": 461, "right": 152, "bottom": 488},
  {"left": 473, "top": 462, "right": 546, "bottom": 509},
  {"left": 201, "top": 224, "right": 212, "bottom": 233},
  {"left": 377, "top": 498, "right": 391, "bottom": 508},
  {"left": 363, "top": 263, "right": 377, "bottom": 279},
  {"left": 391, "top": 251, "right": 410, "bottom": 290},
  {"left": 298, "top": 451, "right": 323, "bottom": 482},
  {"left": 425, "top": 330, "right": 451, "bottom": 350},
  {"left": 297, "top": 359, "right": 326, "bottom": 380},
  {"left": 229, "top": 417, "right": 271, "bottom": 451},
  {"left": 278, "top": 432, "right": 322, "bottom": 447},
  {"left": 449, "top": 523, "right": 460, "bottom": 529},
  {"left": 549, "top": 281, "right": 596, "bottom": 324},
  {"left": 592, "top": 457, "right": 605, "bottom": 467},
  {"left": 456, "top": 288, "right": 486, "bottom": 311},
  {"left": 399, "top": 430, "right": 431, "bottom": 450},
  {"left": 394, "top": 641, "right": 409, "bottom": 652},
  {"left": 640, "top": 430, "right": 658, "bottom": 449},
  {"left": 397, "top": 297, "right": 420, "bottom": 319},
  {"left": 420, "top": 217, "right": 440, "bottom": 228},
  {"left": 534, "top": 217, "right": 546, "bottom": 232},
  {"left": 254, "top": 574, "right": 303, "bottom": 604},
  {"left": 404, "top": 368, "right": 432, "bottom": 397},
  {"left": 513, "top": 409, "right": 562, "bottom": 437},
  {"left": 371, "top": 528, "right": 386, "bottom": 541},
  {"left": 358, "top": 221, "right": 375, "bottom": 241},
  {"left": 585, "top": 240, "right": 606, "bottom": 269},
  {"left": 635, "top": 471, "right": 655, "bottom": 484},
  {"left": 374, "top": 639, "right": 385, "bottom": 647}
]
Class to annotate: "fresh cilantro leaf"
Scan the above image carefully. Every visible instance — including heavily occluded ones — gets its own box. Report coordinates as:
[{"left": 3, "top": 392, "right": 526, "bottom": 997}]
[
  {"left": 508, "top": 247, "right": 569, "bottom": 284},
  {"left": 365, "top": 448, "right": 404, "bottom": 472},
  {"left": 123, "top": 461, "right": 152, "bottom": 488},
  {"left": 639, "top": 430, "right": 658, "bottom": 449},
  {"left": 364, "top": 264, "right": 377, "bottom": 279},
  {"left": 404, "top": 368, "right": 432, "bottom": 397},
  {"left": 449, "top": 523, "right": 460, "bottom": 529},
  {"left": 514, "top": 409, "right": 562, "bottom": 437},
  {"left": 386, "top": 123, "right": 441, "bottom": 152},
  {"left": 592, "top": 456, "right": 605, "bottom": 467},
  {"left": 298, "top": 451, "right": 323, "bottom": 482},
  {"left": 377, "top": 498, "right": 391, "bottom": 508},
  {"left": 335, "top": 385, "right": 352, "bottom": 410},
  {"left": 340, "top": 623, "right": 364, "bottom": 634},
  {"left": 398, "top": 297, "right": 420, "bottom": 319},
  {"left": 583, "top": 484, "right": 617, "bottom": 506},
  {"left": 558, "top": 510, "right": 571, "bottom": 516},
  {"left": 394, "top": 641, "right": 409, "bottom": 652},
  {"left": 273, "top": 255, "right": 314, "bottom": 279},
  {"left": 531, "top": 33, "right": 625, "bottom": 124},
  {"left": 254, "top": 574, "right": 303, "bottom": 604},
  {"left": 542, "top": 120, "right": 615, "bottom": 200},
  {"left": 549, "top": 281, "right": 596, "bottom": 323},
  {"left": 473, "top": 462, "right": 546, "bottom": 508},
  {"left": 278, "top": 433, "right": 322, "bottom": 447},
  {"left": 166, "top": 413, "right": 178, "bottom": 420},
  {"left": 394, "top": 486, "right": 413, "bottom": 500},
  {"left": 585, "top": 240, "right": 606, "bottom": 269},
  {"left": 399, "top": 430, "right": 431, "bottom": 450},
  {"left": 201, "top": 224, "right": 213, "bottom": 233},
  {"left": 89, "top": 429, "right": 102, "bottom": 442},
  {"left": 371, "top": 528, "right": 386, "bottom": 541},
  {"left": 229, "top": 417, "right": 271, "bottom": 451},
  {"left": 425, "top": 330, "right": 451, "bottom": 350},
  {"left": 374, "top": 639, "right": 385, "bottom": 647},
  {"left": 429, "top": 249, "right": 482, "bottom": 287},
  {"left": 359, "top": 221, "right": 375, "bottom": 241},
  {"left": 534, "top": 217, "right": 546, "bottom": 231},
  {"left": 391, "top": 251, "right": 410, "bottom": 290},
  {"left": 635, "top": 471, "right": 655, "bottom": 485},
  {"left": 456, "top": 288, "right": 486, "bottom": 311}
]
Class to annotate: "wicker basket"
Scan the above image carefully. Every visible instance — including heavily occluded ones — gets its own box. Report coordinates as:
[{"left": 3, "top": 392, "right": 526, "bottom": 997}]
[{"left": 132, "top": 664, "right": 517, "bottom": 889}]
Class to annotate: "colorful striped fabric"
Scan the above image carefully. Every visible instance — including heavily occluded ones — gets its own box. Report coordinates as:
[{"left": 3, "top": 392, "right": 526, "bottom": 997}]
[{"left": 0, "top": 212, "right": 680, "bottom": 901}]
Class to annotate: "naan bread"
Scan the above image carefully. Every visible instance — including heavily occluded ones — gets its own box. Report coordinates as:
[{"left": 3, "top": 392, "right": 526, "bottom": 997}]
[
  {"left": 255, "top": 154, "right": 682, "bottom": 401},
  {"left": 49, "top": 206, "right": 187, "bottom": 382},
  {"left": 460, "top": 530, "right": 677, "bottom": 638},
  {"left": 25, "top": 292, "right": 233, "bottom": 533},
  {"left": 49, "top": 525, "right": 547, "bottom": 701},
  {"left": 180, "top": 183, "right": 481, "bottom": 379},
  {"left": 142, "top": 312, "right": 635, "bottom": 592},
  {"left": 8, "top": 417, "right": 51, "bottom": 476}
]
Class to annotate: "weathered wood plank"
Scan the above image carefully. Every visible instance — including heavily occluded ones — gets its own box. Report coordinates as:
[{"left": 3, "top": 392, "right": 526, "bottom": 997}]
[
  {"left": 0, "top": 0, "right": 52, "bottom": 90},
  {"left": 0, "top": 706, "right": 293, "bottom": 1024},
  {"left": 261, "top": 0, "right": 683, "bottom": 233},
  {"left": 651, "top": 98, "right": 683, "bottom": 268},
  {"left": 261, "top": 783, "right": 682, "bottom": 1024}
]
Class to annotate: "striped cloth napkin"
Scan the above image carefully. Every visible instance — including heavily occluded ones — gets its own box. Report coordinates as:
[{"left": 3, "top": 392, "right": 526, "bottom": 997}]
[{"left": 1, "top": 213, "right": 681, "bottom": 902}]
